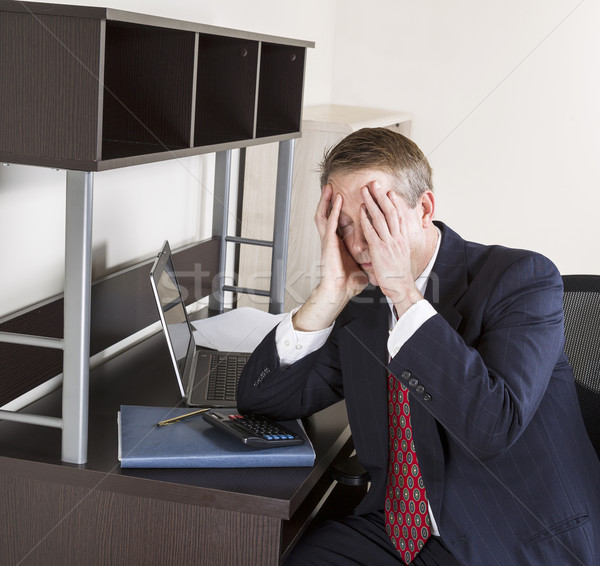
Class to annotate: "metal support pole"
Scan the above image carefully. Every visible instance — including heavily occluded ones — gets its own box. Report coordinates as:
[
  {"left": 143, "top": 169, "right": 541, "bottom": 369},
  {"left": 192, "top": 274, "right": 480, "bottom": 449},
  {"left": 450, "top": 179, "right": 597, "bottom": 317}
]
[
  {"left": 269, "top": 139, "right": 295, "bottom": 314},
  {"left": 232, "top": 147, "right": 246, "bottom": 310},
  {"left": 209, "top": 150, "right": 231, "bottom": 314},
  {"left": 61, "top": 170, "right": 93, "bottom": 464}
]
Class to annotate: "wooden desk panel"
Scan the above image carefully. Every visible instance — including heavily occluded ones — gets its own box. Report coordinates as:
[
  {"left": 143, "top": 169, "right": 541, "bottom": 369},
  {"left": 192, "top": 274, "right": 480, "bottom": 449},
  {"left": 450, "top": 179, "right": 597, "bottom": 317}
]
[
  {"left": 0, "top": 239, "right": 220, "bottom": 408},
  {"left": 0, "top": 333, "right": 354, "bottom": 565}
]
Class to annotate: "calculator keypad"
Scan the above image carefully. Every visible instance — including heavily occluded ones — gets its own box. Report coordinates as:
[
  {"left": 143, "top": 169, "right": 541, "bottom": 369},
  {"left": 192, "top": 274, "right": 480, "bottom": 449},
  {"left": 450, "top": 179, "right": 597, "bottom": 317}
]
[
  {"left": 202, "top": 411, "right": 305, "bottom": 447},
  {"left": 229, "top": 414, "right": 298, "bottom": 441}
]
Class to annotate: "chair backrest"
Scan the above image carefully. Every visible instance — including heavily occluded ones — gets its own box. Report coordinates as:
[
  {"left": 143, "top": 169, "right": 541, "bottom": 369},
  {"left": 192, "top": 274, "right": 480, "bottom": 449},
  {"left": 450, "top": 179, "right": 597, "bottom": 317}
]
[{"left": 562, "top": 275, "right": 600, "bottom": 460}]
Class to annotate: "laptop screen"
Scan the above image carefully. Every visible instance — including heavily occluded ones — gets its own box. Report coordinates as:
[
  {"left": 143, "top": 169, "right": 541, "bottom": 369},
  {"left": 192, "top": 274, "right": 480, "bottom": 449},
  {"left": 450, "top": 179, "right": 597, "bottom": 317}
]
[{"left": 149, "top": 241, "right": 195, "bottom": 397}]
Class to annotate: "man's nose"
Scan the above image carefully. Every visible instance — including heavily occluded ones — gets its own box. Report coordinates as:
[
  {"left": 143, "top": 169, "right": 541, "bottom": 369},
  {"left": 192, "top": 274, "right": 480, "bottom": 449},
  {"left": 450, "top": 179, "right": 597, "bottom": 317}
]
[{"left": 348, "top": 226, "right": 368, "bottom": 256}]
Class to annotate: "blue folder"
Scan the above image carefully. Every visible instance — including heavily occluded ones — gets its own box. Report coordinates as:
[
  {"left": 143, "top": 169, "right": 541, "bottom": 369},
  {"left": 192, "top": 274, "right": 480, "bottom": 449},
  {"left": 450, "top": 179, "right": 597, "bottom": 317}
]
[{"left": 118, "top": 405, "right": 316, "bottom": 468}]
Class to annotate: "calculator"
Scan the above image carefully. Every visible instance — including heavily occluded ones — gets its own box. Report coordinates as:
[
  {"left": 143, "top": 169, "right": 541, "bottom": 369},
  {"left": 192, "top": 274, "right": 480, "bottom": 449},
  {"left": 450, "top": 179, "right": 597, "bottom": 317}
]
[{"left": 202, "top": 411, "right": 305, "bottom": 448}]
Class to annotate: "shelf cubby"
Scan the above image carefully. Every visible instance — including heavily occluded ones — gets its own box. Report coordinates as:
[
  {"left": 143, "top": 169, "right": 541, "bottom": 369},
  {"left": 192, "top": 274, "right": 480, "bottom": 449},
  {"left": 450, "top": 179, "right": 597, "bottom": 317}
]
[
  {"left": 256, "top": 42, "right": 306, "bottom": 138},
  {"left": 101, "top": 21, "right": 196, "bottom": 160},
  {"left": 193, "top": 34, "right": 258, "bottom": 147}
]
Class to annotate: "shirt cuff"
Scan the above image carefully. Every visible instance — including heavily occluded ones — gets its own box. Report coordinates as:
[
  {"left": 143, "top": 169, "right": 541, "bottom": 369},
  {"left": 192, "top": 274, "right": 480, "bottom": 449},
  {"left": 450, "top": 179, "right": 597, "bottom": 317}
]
[
  {"left": 387, "top": 300, "right": 437, "bottom": 358},
  {"left": 275, "top": 307, "right": 334, "bottom": 367}
]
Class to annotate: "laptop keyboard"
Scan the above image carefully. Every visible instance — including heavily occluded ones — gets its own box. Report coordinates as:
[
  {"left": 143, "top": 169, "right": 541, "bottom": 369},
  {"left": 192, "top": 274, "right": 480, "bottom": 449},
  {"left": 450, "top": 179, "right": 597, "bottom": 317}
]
[{"left": 206, "top": 354, "right": 248, "bottom": 401}]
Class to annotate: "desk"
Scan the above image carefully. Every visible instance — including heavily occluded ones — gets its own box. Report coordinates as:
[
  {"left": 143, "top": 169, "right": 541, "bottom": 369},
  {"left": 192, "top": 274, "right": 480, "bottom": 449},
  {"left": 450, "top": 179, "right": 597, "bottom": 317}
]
[
  {"left": 0, "top": 1, "right": 314, "bottom": 464},
  {"left": 0, "top": 333, "right": 354, "bottom": 565}
]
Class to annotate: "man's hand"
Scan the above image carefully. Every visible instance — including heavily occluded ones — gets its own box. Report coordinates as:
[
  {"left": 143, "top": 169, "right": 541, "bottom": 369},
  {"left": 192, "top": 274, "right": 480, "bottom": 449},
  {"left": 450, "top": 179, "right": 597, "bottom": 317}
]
[
  {"left": 292, "top": 184, "right": 368, "bottom": 332},
  {"left": 360, "top": 182, "right": 423, "bottom": 316},
  {"left": 315, "top": 184, "right": 369, "bottom": 299}
]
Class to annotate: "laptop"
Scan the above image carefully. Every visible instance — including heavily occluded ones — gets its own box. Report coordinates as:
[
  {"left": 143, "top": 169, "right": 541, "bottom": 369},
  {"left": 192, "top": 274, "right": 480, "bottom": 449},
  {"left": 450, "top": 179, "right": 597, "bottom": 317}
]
[{"left": 149, "top": 241, "right": 250, "bottom": 407}]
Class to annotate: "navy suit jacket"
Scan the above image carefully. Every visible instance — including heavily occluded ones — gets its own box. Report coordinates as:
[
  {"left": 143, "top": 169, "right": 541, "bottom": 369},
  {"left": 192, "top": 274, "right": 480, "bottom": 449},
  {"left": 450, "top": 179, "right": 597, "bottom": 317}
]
[{"left": 238, "top": 222, "right": 600, "bottom": 565}]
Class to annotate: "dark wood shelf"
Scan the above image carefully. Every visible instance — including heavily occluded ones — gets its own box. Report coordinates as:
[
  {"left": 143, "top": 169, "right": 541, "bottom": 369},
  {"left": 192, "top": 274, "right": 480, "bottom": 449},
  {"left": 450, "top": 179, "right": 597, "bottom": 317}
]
[
  {"left": 100, "top": 140, "right": 190, "bottom": 160},
  {"left": 0, "top": 1, "right": 314, "bottom": 171}
]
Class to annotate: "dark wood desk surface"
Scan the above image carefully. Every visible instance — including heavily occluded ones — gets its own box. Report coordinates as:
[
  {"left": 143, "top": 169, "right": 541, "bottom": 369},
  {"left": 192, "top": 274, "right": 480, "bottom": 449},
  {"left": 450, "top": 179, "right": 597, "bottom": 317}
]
[{"left": 0, "top": 333, "right": 354, "bottom": 565}]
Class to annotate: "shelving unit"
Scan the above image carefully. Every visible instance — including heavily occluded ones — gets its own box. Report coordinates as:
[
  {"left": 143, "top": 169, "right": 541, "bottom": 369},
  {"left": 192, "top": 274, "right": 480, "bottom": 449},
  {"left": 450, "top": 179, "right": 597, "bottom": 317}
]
[
  {"left": 0, "top": 1, "right": 313, "bottom": 464},
  {"left": 0, "top": 1, "right": 310, "bottom": 170}
]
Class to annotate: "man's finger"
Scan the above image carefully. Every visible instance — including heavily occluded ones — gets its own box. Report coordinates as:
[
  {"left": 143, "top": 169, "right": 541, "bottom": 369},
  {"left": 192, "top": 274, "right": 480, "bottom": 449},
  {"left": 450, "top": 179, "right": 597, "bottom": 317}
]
[
  {"left": 369, "top": 182, "right": 400, "bottom": 236},
  {"left": 326, "top": 193, "right": 343, "bottom": 238},
  {"left": 360, "top": 202, "right": 378, "bottom": 245},
  {"left": 361, "top": 186, "right": 389, "bottom": 239},
  {"left": 315, "top": 184, "right": 333, "bottom": 236}
]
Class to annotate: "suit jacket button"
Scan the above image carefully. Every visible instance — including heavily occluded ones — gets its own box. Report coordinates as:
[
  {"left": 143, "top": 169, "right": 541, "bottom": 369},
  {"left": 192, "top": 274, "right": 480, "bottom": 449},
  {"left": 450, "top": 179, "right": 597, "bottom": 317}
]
[
  {"left": 408, "top": 377, "right": 419, "bottom": 388},
  {"left": 423, "top": 393, "right": 432, "bottom": 402},
  {"left": 401, "top": 370, "right": 411, "bottom": 380},
  {"left": 416, "top": 385, "right": 425, "bottom": 394}
]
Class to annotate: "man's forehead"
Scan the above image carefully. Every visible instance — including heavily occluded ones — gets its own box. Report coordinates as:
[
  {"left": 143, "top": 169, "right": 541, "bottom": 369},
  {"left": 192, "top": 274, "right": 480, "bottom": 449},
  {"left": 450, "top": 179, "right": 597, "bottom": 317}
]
[{"left": 329, "top": 168, "right": 390, "bottom": 190}]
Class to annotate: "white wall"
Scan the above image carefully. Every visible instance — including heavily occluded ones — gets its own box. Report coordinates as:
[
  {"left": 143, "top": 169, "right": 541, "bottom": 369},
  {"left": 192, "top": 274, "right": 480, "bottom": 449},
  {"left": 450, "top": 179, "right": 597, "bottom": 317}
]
[
  {"left": 0, "top": 0, "right": 336, "bottom": 318},
  {"left": 2, "top": 0, "right": 598, "bottom": 318},
  {"left": 330, "top": 0, "right": 600, "bottom": 275}
]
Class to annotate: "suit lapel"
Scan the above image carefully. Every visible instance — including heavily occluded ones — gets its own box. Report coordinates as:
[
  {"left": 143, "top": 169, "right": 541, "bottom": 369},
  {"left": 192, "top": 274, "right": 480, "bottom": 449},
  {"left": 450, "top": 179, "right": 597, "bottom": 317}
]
[
  {"left": 425, "top": 221, "right": 469, "bottom": 330},
  {"left": 413, "top": 222, "right": 470, "bottom": 523}
]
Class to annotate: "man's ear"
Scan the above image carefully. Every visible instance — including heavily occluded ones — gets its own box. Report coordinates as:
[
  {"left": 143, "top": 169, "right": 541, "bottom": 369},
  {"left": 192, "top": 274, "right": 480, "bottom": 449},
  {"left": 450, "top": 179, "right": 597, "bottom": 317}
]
[{"left": 420, "top": 190, "right": 435, "bottom": 227}]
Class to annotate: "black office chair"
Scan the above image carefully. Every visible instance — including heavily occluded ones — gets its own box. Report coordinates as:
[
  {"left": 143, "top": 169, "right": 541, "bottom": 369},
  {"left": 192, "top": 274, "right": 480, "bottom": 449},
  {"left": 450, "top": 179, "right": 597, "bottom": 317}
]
[
  {"left": 562, "top": 275, "right": 600, "bottom": 460},
  {"left": 332, "top": 275, "right": 600, "bottom": 487}
]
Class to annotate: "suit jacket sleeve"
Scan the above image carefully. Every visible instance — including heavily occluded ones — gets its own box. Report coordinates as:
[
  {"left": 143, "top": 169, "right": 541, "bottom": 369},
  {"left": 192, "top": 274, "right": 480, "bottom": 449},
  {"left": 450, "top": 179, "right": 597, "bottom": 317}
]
[
  {"left": 389, "top": 251, "right": 566, "bottom": 461},
  {"left": 236, "top": 323, "right": 345, "bottom": 420}
]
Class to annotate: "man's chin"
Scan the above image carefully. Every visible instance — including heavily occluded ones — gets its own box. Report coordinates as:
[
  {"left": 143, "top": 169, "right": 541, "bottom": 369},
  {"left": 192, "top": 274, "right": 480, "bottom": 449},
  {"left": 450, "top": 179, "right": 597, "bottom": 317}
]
[
  {"left": 363, "top": 269, "right": 391, "bottom": 289},
  {"left": 361, "top": 269, "right": 378, "bottom": 287}
]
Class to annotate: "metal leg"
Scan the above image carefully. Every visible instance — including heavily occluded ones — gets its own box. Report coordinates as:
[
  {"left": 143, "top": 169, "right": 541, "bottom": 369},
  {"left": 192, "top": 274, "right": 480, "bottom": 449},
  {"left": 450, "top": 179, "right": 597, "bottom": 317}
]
[
  {"left": 269, "top": 139, "right": 295, "bottom": 314},
  {"left": 61, "top": 171, "right": 93, "bottom": 464},
  {"left": 209, "top": 150, "right": 232, "bottom": 314},
  {"left": 231, "top": 148, "right": 246, "bottom": 310}
]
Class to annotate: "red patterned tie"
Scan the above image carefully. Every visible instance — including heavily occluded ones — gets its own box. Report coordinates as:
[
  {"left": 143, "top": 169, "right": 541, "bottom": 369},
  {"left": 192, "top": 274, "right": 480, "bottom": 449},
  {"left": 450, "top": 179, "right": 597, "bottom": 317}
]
[{"left": 385, "top": 373, "right": 431, "bottom": 564}]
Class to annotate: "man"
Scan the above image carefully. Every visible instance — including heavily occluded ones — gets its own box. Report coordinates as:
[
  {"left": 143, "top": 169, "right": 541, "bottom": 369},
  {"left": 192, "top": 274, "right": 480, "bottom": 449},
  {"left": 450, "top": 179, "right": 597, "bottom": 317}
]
[{"left": 237, "top": 128, "right": 600, "bottom": 565}]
